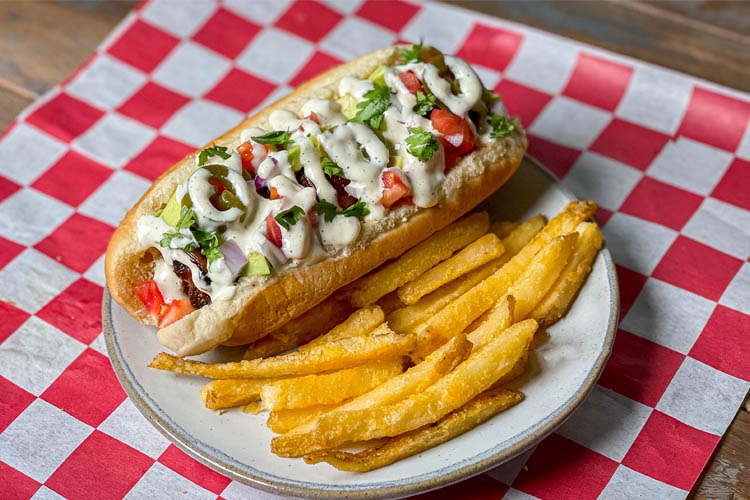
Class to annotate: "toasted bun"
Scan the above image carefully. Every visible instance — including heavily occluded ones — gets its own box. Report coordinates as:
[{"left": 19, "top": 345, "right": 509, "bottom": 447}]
[{"left": 105, "top": 45, "right": 526, "bottom": 356}]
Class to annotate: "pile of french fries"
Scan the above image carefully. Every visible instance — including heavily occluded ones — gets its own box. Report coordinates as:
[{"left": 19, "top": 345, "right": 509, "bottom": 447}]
[{"left": 149, "top": 200, "right": 603, "bottom": 471}]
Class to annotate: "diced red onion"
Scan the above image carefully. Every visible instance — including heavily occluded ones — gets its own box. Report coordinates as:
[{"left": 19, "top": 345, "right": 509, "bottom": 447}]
[
  {"left": 260, "top": 238, "right": 286, "bottom": 268},
  {"left": 254, "top": 176, "right": 267, "bottom": 190},
  {"left": 445, "top": 133, "right": 464, "bottom": 147},
  {"left": 270, "top": 156, "right": 278, "bottom": 166},
  {"left": 219, "top": 240, "right": 246, "bottom": 278}
]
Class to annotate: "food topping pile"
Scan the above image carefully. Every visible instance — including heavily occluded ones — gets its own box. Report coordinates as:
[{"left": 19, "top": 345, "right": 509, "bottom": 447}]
[
  {"left": 150, "top": 201, "right": 603, "bottom": 471},
  {"left": 132, "top": 44, "right": 516, "bottom": 328}
]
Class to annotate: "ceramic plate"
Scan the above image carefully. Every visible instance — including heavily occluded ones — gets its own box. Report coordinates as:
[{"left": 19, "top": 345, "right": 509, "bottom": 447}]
[{"left": 104, "top": 156, "right": 619, "bottom": 499}]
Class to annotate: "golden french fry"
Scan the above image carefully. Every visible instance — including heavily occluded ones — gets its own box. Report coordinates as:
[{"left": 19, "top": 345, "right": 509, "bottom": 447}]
[
  {"left": 260, "top": 358, "right": 404, "bottom": 411},
  {"left": 244, "top": 297, "right": 354, "bottom": 359},
  {"left": 387, "top": 215, "right": 544, "bottom": 335},
  {"left": 494, "top": 352, "right": 529, "bottom": 387},
  {"left": 466, "top": 295, "right": 514, "bottom": 348},
  {"left": 376, "top": 291, "right": 405, "bottom": 315},
  {"left": 342, "top": 212, "right": 490, "bottom": 307},
  {"left": 272, "top": 320, "right": 536, "bottom": 457},
  {"left": 149, "top": 324, "right": 415, "bottom": 379},
  {"left": 268, "top": 403, "right": 342, "bottom": 434},
  {"left": 241, "top": 401, "right": 264, "bottom": 414},
  {"left": 387, "top": 259, "right": 499, "bottom": 334},
  {"left": 397, "top": 233, "right": 504, "bottom": 305},
  {"left": 508, "top": 233, "right": 578, "bottom": 320},
  {"left": 490, "top": 220, "right": 519, "bottom": 239},
  {"left": 200, "top": 378, "right": 279, "bottom": 409},
  {"left": 300, "top": 306, "right": 384, "bottom": 351},
  {"left": 530, "top": 222, "right": 603, "bottom": 327},
  {"left": 415, "top": 202, "right": 595, "bottom": 354},
  {"left": 304, "top": 388, "right": 523, "bottom": 471},
  {"left": 271, "top": 333, "right": 473, "bottom": 457}
]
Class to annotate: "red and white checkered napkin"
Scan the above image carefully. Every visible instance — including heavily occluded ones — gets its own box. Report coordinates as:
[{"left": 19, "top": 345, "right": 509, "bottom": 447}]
[{"left": 1, "top": 0, "right": 748, "bottom": 498}]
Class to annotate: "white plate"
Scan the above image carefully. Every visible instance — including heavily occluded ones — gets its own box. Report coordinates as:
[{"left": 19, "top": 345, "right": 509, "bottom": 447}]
[{"left": 104, "top": 156, "right": 619, "bottom": 499}]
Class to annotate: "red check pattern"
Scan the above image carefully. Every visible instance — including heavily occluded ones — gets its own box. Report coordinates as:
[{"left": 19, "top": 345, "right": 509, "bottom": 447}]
[{"left": 0, "top": 1, "right": 748, "bottom": 498}]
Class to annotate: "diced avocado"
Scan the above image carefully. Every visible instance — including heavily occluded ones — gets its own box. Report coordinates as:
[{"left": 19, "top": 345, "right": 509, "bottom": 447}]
[
  {"left": 161, "top": 193, "right": 182, "bottom": 227},
  {"left": 243, "top": 252, "right": 271, "bottom": 276},
  {"left": 337, "top": 93, "right": 359, "bottom": 120},
  {"left": 287, "top": 145, "right": 302, "bottom": 172},
  {"left": 368, "top": 65, "right": 386, "bottom": 87},
  {"left": 391, "top": 155, "right": 403, "bottom": 168}
]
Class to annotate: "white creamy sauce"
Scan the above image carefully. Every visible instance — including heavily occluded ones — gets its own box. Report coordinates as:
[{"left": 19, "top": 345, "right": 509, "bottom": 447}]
[{"left": 136, "top": 54, "right": 501, "bottom": 306}]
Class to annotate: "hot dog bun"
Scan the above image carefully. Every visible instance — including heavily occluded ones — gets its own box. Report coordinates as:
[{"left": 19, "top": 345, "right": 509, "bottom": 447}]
[{"left": 105, "top": 45, "right": 526, "bottom": 356}]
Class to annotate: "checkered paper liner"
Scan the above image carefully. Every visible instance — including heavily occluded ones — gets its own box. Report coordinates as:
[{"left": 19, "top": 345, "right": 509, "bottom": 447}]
[{"left": 1, "top": 0, "right": 749, "bottom": 498}]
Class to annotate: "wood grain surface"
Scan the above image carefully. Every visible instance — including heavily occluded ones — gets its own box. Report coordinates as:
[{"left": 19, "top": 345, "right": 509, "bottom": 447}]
[{"left": 0, "top": 1, "right": 746, "bottom": 498}]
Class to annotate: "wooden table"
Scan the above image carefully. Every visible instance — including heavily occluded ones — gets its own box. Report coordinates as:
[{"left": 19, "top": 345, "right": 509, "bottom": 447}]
[{"left": 1, "top": 1, "right": 747, "bottom": 498}]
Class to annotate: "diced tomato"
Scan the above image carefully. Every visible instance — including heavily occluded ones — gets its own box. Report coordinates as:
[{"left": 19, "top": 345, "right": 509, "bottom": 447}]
[
  {"left": 266, "top": 214, "right": 283, "bottom": 248},
  {"left": 431, "top": 108, "right": 475, "bottom": 161},
  {"left": 134, "top": 280, "right": 165, "bottom": 320},
  {"left": 308, "top": 112, "right": 321, "bottom": 124},
  {"left": 379, "top": 170, "right": 411, "bottom": 209},
  {"left": 398, "top": 71, "right": 423, "bottom": 95},
  {"left": 269, "top": 187, "right": 280, "bottom": 200},
  {"left": 430, "top": 109, "right": 463, "bottom": 135},
  {"left": 236, "top": 141, "right": 255, "bottom": 173},
  {"left": 157, "top": 299, "right": 195, "bottom": 329}
]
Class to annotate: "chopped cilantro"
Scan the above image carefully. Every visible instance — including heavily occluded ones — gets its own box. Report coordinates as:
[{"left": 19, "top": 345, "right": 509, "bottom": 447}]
[
  {"left": 311, "top": 200, "right": 338, "bottom": 222},
  {"left": 406, "top": 127, "right": 440, "bottom": 162},
  {"left": 175, "top": 206, "right": 196, "bottom": 230},
  {"left": 198, "top": 144, "right": 231, "bottom": 166},
  {"left": 342, "top": 200, "right": 370, "bottom": 219},
  {"left": 158, "top": 207, "right": 223, "bottom": 264},
  {"left": 352, "top": 85, "right": 392, "bottom": 131},
  {"left": 488, "top": 114, "right": 515, "bottom": 138},
  {"left": 251, "top": 131, "right": 291, "bottom": 145},
  {"left": 483, "top": 88, "right": 501, "bottom": 101},
  {"left": 321, "top": 157, "right": 343, "bottom": 177},
  {"left": 312, "top": 199, "right": 370, "bottom": 222},
  {"left": 413, "top": 90, "right": 437, "bottom": 116},
  {"left": 401, "top": 42, "right": 423, "bottom": 63},
  {"left": 275, "top": 205, "right": 305, "bottom": 230},
  {"left": 159, "top": 232, "right": 197, "bottom": 252}
]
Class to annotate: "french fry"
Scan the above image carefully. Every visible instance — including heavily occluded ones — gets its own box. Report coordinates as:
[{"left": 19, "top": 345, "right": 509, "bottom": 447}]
[
  {"left": 387, "top": 259, "right": 499, "bottom": 334},
  {"left": 300, "top": 306, "right": 384, "bottom": 351},
  {"left": 507, "top": 233, "right": 578, "bottom": 320},
  {"left": 272, "top": 320, "right": 536, "bottom": 457},
  {"left": 271, "top": 333, "right": 473, "bottom": 457},
  {"left": 244, "top": 297, "right": 354, "bottom": 360},
  {"left": 304, "top": 388, "right": 523, "bottom": 471},
  {"left": 260, "top": 358, "right": 404, "bottom": 411},
  {"left": 415, "top": 202, "right": 595, "bottom": 354},
  {"left": 268, "top": 404, "right": 342, "bottom": 434},
  {"left": 200, "top": 378, "right": 279, "bottom": 410},
  {"left": 397, "top": 233, "right": 504, "bottom": 305},
  {"left": 376, "top": 291, "right": 405, "bottom": 315},
  {"left": 466, "top": 295, "right": 514, "bottom": 348},
  {"left": 490, "top": 220, "right": 519, "bottom": 239},
  {"left": 149, "top": 324, "right": 415, "bottom": 379},
  {"left": 494, "top": 352, "right": 528, "bottom": 387},
  {"left": 530, "top": 222, "right": 603, "bottom": 327},
  {"left": 387, "top": 215, "right": 545, "bottom": 335},
  {"left": 342, "top": 212, "right": 490, "bottom": 307}
]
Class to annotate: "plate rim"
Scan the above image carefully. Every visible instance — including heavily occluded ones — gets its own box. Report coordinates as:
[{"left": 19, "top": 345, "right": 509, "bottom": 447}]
[{"left": 103, "top": 155, "right": 620, "bottom": 499}]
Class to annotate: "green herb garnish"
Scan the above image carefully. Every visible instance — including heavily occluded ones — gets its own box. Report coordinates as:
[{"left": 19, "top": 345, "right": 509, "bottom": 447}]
[
  {"left": 321, "top": 157, "right": 343, "bottom": 177},
  {"left": 158, "top": 206, "right": 223, "bottom": 264},
  {"left": 311, "top": 200, "right": 338, "bottom": 222},
  {"left": 406, "top": 127, "right": 440, "bottom": 162},
  {"left": 483, "top": 88, "right": 501, "bottom": 101},
  {"left": 488, "top": 114, "right": 515, "bottom": 138},
  {"left": 198, "top": 144, "right": 231, "bottom": 166},
  {"left": 401, "top": 42, "right": 423, "bottom": 63},
  {"left": 341, "top": 200, "right": 370, "bottom": 219},
  {"left": 352, "top": 85, "right": 392, "bottom": 131},
  {"left": 275, "top": 206, "right": 305, "bottom": 230},
  {"left": 413, "top": 90, "right": 437, "bottom": 116},
  {"left": 251, "top": 131, "right": 292, "bottom": 145},
  {"left": 175, "top": 206, "right": 196, "bottom": 229},
  {"left": 312, "top": 199, "right": 370, "bottom": 222}
]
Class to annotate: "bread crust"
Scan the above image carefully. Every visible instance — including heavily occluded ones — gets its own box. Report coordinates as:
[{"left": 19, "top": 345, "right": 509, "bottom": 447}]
[{"left": 105, "top": 45, "right": 527, "bottom": 357}]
